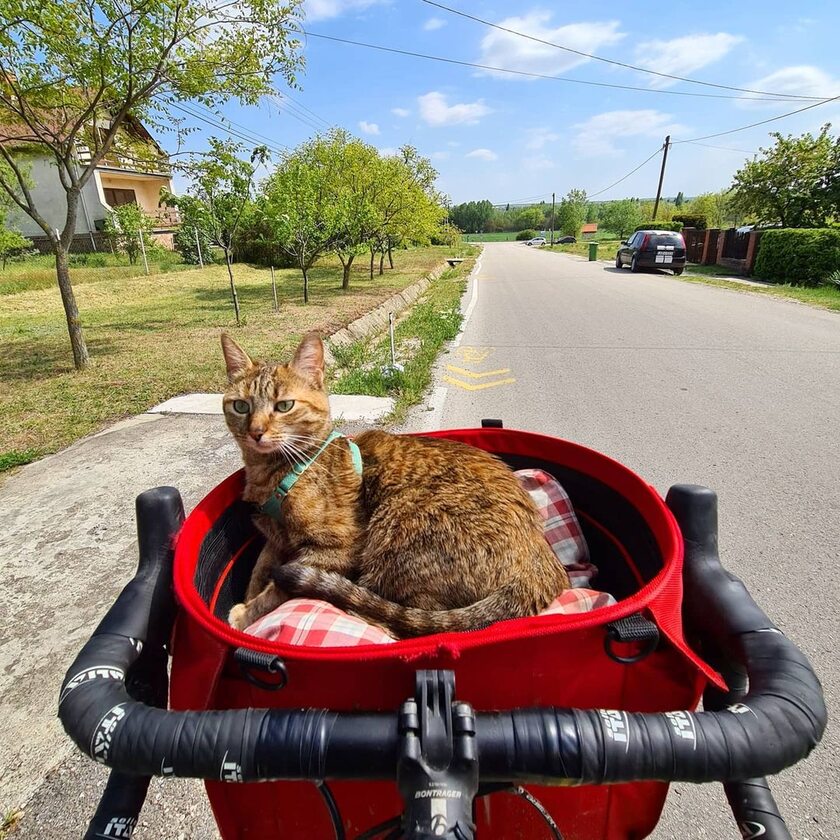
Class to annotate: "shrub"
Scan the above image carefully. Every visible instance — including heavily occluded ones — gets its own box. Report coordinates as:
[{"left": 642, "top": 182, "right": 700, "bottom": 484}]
[
  {"left": 0, "top": 227, "right": 34, "bottom": 268},
  {"left": 104, "top": 203, "right": 155, "bottom": 264},
  {"left": 672, "top": 214, "right": 707, "bottom": 230},
  {"left": 515, "top": 229, "right": 538, "bottom": 240},
  {"left": 635, "top": 221, "right": 683, "bottom": 233},
  {"left": 821, "top": 269, "right": 840, "bottom": 289},
  {"left": 754, "top": 229, "right": 840, "bottom": 286}
]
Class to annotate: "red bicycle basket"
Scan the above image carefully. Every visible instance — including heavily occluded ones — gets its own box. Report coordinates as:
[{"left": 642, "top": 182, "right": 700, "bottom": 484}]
[{"left": 171, "top": 427, "right": 719, "bottom": 839}]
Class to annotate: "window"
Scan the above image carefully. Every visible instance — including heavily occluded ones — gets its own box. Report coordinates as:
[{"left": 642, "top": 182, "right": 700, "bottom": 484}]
[{"left": 104, "top": 188, "right": 137, "bottom": 207}]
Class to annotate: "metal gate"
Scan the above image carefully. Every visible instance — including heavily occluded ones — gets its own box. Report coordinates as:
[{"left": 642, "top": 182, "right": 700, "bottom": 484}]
[
  {"left": 722, "top": 228, "right": 749, "bottom": 260},
  {"left": 683, "top": 229, "right": 705, "bottom": 263}
]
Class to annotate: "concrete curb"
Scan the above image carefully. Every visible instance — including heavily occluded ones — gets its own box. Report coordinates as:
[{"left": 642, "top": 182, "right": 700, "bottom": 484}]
[{"left": 323, "top": 262, "right": 448, "bottom": 365}]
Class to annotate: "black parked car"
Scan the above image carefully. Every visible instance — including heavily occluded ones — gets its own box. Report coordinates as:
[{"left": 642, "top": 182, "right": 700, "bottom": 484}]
[{"left": 615, "top": 230, "right": 686, "bottom": 275}]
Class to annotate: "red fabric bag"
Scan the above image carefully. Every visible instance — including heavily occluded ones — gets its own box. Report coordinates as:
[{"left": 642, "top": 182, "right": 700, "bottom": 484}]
[{"left": 170, "top": 428, "right": 720, "bottom": 840}]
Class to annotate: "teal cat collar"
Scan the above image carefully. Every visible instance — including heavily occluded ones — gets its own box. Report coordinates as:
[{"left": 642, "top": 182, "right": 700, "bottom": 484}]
[{"left": 260, "top": 430, "right": 362, "bottom": 519}]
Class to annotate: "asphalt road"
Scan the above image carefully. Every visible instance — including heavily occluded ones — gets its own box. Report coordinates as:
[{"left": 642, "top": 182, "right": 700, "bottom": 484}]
[{"left": 422, "top": 242, "right": 840, "bottom": 839}]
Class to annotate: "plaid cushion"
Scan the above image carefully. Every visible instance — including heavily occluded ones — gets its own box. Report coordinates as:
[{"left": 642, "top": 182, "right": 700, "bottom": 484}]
[{"left": 246, "top": 469, "right": 614, "bottom": 647}]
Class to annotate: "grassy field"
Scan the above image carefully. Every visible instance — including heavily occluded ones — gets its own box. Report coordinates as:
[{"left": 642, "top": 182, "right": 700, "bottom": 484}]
[
  {"left": 1, "top": 247, "right": 456, "bottom": 471},
  {"left": 545, "top": 240, "right": 622, "bottom": 260},
  {"left": 463, "top": 232, "right": 521, "bottom": 242},
  {"left": 331, "top": 258, "right": 473, "bottom": 423},
  {"left": 0, "top": 250, "right": 191, "bottom": 295}
]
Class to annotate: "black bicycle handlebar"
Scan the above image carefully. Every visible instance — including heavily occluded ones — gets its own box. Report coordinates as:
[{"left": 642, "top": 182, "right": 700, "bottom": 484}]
[{"left": 59, "top": 485, "right": 826, "bottom": 839}]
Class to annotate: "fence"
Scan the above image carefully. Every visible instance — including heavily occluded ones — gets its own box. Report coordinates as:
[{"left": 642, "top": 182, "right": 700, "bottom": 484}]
[
  {"left": 28, "top": 232, "right": 114, "bottom": 255},
  {"left": 721, "top": 228, "right": 750, "bottom": 261},
  {"left": 683, "top": 228, "right": 721, "bottom": 265}
]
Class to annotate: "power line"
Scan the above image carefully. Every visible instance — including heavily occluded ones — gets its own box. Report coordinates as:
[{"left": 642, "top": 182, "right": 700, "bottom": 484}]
[
  {"left": 684, "top": 141, "right": 756, "bottom": 154},
  {"left": 168, "top": 102, "right": 289, "bottom": 156},
  {"left": 179, "top": 101, "right": 291, "bottom": 150},
  {"left": 422, "top": 0, "right": 827, "bottom": 101},
  {"left": 276, "top": 92, "right": 332, "bottom": 129},
  {"left": 302, "top": 31, "right": 800, "bottom": 102},
  {"left": 266, "top": 93, "right": 330, "bottom": 132},
  {"left": 588, "top": 147, "right": 664, "bottom": 198},
  {"left": 672, "top": 94, "right": 840, "bottom": 143}
]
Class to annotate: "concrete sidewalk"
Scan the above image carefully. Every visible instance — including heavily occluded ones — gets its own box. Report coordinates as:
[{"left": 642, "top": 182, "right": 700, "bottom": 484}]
[{"left": 0, "top": 395, "right": 389, "bottom": 835}]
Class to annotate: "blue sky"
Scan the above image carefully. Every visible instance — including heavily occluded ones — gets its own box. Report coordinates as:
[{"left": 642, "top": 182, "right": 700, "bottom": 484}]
[{"left": 171, "top": 0, "right": 840, "bottom": 204}]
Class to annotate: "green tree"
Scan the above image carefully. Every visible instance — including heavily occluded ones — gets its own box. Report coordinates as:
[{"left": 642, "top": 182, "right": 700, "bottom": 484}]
[
  {"left": 103, "top": 202, "right": 154, "bottom": 265},
  {"left": 600, "top": 199, "right": 643, "bottom": 238},
  {"left": 515, "top": 205, "right": 544, "bottom": 231},
  {"left": 731, "top": 125, "right": 840, "bottom": 227},
  {"left": 260, "top": 133, "right": 347, "bottom": 304},
  {"left": 684, "top": 191, "right": 742, "bottom": 229},
  {"left": 450, "top": 200, "right": 494, "bottom": 233},
  {"left": 674, "top": 191, "right": 685, "bottom": 208},
  {"left": 170, "top": 195, "right": 218, "bottom": 265},
  {"left": 171, "top": 138, "right": 266, "bottom": 324},
  {"left": 0, "top": 0, "right": 303, "bottom": 368},
  {"left": 556, "top": 189, "right": 588, "bottom": 237}
]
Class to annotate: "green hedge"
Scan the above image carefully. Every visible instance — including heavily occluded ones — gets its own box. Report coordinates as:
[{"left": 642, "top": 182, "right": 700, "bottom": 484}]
[
  {"left": 673, "top": 214, "right": 706, "bottom": 230},
  {"left": 635, "top": 221, "right": 684, "bottom": 232},
  {"left": 753, "top": 229, "right": 840, "bottom": 286},
  {"left": 515, "top": 229, "right": 538, "bottom": 241}
]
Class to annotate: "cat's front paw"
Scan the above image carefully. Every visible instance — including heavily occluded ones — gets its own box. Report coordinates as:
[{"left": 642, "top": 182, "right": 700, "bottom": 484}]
[{"left": 228, "top": 602, "right": 251, "bottom": 630}]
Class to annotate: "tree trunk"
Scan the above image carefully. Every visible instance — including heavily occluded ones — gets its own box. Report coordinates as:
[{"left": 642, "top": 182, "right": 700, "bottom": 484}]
[
  {"left": 369, "top": 246, "right": 375, "bottom": 280},
  {"left": 341, "top": 254, "right": 354, "bottom": 290},
  {"left": 55, "top": 246, "right": 90, "bottom": 369},
  {"left": 225, "top": 252, "right": 241, "bottom": 325},
  {"left": 302, "top": 265, "right": 309, "bottom": 304},
  {"left": 378, "top": 251, "right": 385, "bottom": 275},
  {"left": 387, "top": 238, "right": 394, "bottom": 269}
]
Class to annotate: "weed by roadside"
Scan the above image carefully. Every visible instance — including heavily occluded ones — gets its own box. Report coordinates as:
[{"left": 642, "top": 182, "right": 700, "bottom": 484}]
[
  {"left": 544, "top": 240, "right": 621, "bottom": 260},
  {"left": 330, "top": 259, "right": 473, "bottom": 423},
  {"left": 0, "top": 810, "right": 23, "bottom": 839}
]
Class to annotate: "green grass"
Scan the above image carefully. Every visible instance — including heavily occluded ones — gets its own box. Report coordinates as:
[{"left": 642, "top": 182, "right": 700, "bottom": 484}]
[
  {"left": 0, "top": 250, "right": 191, "bottom": 295},
  {"left": 0, "top": 810, "right": 22, "bottom": 839},
  {"left": 682, "top": 264, "right": 748, "bottom": 278},
  {"left": 463, "top": 232, "right": 518, "bottom": 242},
  {"left": 1, "top": 247, "right": 459, "bottom": 471},
  {"left": 330, "top": 258, "right": 473, "bottom": 423},
  {"left": 545, "top": 239, "right": 622, "bottom": 260},
  {"left": 679, "top": 272, "right": 840, "bottom": 311}
]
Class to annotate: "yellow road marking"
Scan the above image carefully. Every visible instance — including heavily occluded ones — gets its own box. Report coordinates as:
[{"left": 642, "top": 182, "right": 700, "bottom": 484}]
[
  {"left": 443, "top": 375, "right": 516, "bottom": 392},
  {"left": 454, "top": 346, "right": 493, "bottom": 364},
  {"left": 445, "top": 365, "right": 511, "bottom": 379}
]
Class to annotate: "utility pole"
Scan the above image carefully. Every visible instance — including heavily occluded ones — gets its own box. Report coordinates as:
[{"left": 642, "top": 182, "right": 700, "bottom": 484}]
[
  {"left": 652, "top": 135, "right": 670, "bottom": 222},
  {"left": 550, "top": 192, "right": 556, "bottom": 245}
]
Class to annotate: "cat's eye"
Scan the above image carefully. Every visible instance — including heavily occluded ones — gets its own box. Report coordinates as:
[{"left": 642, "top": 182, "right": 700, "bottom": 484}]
[
  {"left": 275, "top": 400, "right": 295, "bottom": 413},
  {"left": 231, "top": 399, "right": 250, "bottom": 415}
]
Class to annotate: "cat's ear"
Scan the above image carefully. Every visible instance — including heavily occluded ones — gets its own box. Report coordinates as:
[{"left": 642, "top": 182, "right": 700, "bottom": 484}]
[
  {"left": 290, "top": 331, "right": 325, "bottom": 389},
  {"left": 220, "top": 333, "right": 253, "bottom": 382}
]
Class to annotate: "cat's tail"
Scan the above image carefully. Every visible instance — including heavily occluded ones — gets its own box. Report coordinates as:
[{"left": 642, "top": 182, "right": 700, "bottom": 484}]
[{"left": 273, "top": 564, "right": 543, "bottom": 638}]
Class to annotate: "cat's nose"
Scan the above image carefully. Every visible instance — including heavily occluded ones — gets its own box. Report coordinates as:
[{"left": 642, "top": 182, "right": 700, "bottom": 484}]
[{"left": 249, "top": 428, "right": 265, "bottom": 442}]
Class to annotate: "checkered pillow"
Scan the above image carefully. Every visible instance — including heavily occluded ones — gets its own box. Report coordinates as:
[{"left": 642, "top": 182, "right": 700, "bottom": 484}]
[{"left": 246, "top": 469, "right": 615, "bottom": 647}]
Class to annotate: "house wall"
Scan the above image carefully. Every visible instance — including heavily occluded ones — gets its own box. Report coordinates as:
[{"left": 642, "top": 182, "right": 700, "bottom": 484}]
[
  {"left": 95, "top": 172, "right": 171, "bottom": 217},
  {"left": 6, "top": 155, "right": 103, "bottom": 237}
]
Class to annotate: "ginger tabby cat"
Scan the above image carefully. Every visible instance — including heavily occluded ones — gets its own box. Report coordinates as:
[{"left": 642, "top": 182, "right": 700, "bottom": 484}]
[{"left": 222, "top": 331, "right": 569, "bottom": 638}]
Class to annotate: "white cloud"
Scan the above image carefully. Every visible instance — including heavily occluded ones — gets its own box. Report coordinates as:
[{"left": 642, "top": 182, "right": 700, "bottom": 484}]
[
  {"left": 378, "top": 147, "right": 397, "bottom": 157},
  {"left": 391, "top": 107, "right": 410, "bottom": 117},
  {"left": 466, "top": 148, "right": 498, "bottom": 161},
  {"left": 304, "top": 0, "right": 382, "bottom": 22},
  {"left": 423, "top": 17, "right": 446, "bottom": 31},
  {"left": 358, "top": 120, "right": 380, "bottom": 135},
  {"left": 573, "top": 110, "right": 687, "bottom": 157},
  {"left": 478, "top": 12, "right": 624, "bottom": 79},
  {"left": 735, "top": 65, "right": 839, "bottom": 108},
  {"left": 526, "top": 127, "right": 561, "bottom": 150},
  {"left": 418, "top": 91, "right": 492, "bottom": 126},
  {"left": 635, "top": 33, "right": 744, "bottom": 88},
  {"left": 431, "top": 151, "right": 451, "bottom": 161},
  {"left": 524, "top": 156, "right": 555, "bottom": 171}
]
